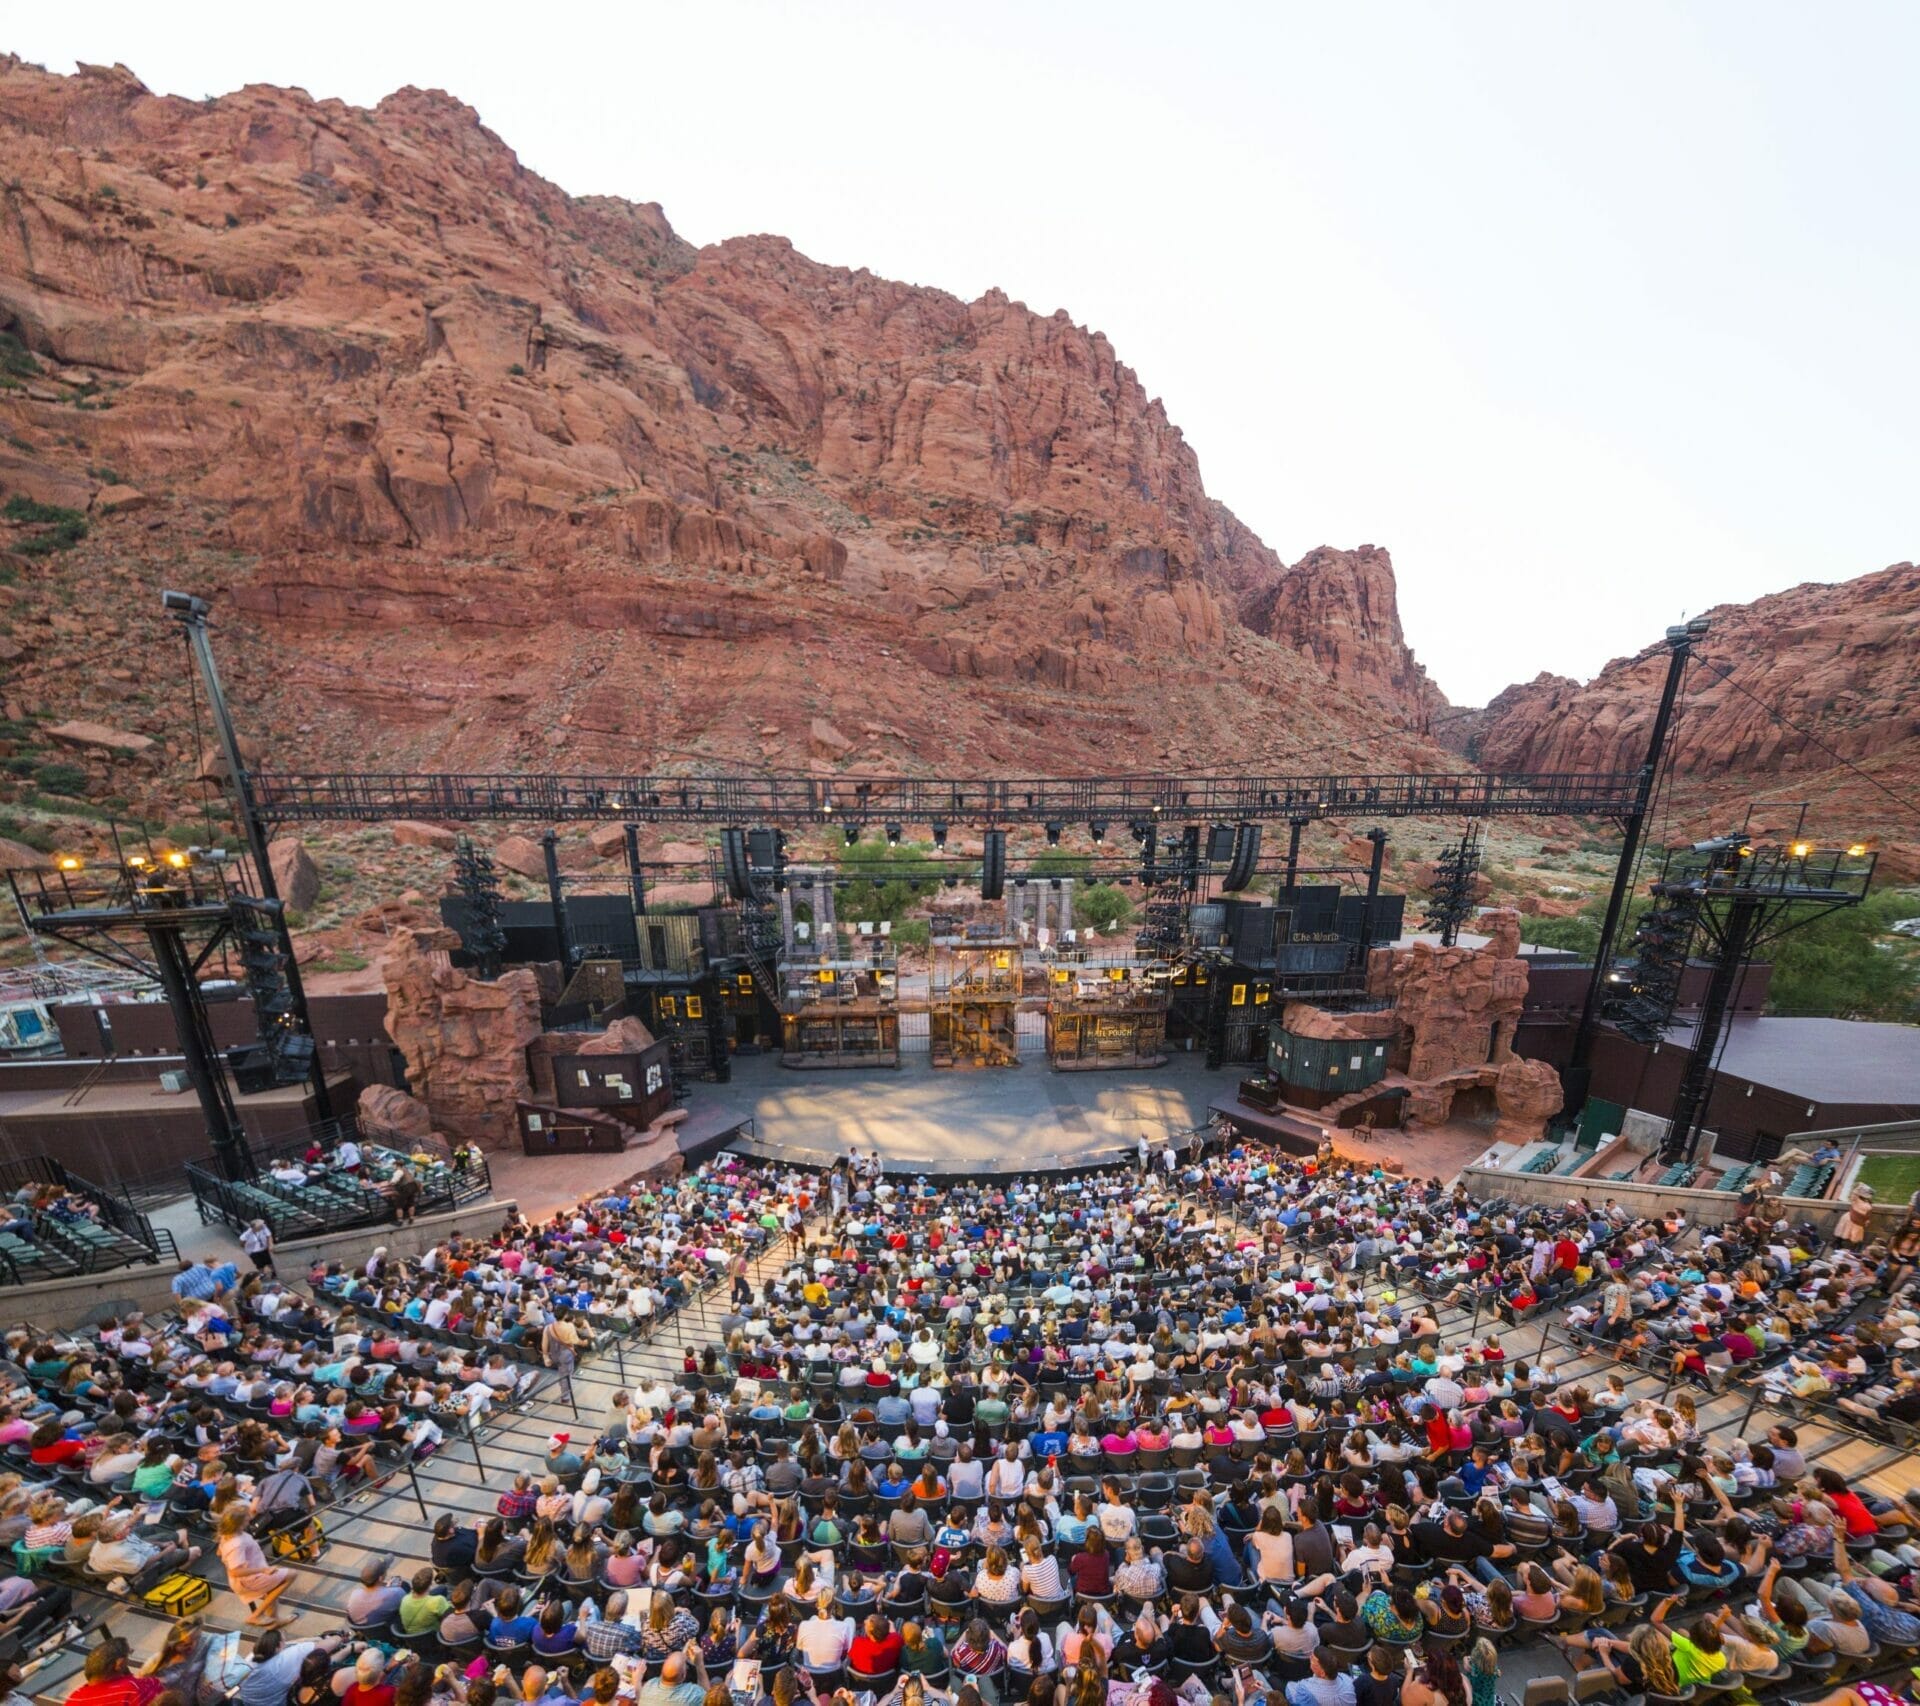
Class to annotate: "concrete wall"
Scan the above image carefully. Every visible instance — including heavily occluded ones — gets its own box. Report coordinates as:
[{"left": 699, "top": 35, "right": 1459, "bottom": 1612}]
[
  {"left": 1458, "top": 1163, "right": 1900, "bottom": 1239},
  {"left": 0, "top": 1198, "right": 516, "bottom": 1330}
]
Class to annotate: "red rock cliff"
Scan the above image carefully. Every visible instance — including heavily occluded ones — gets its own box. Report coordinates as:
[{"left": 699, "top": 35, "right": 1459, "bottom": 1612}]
[
  {"left": 1463, "top": 563, "right": 1920, "bottom": 860},
  {"left": 0, "top": 58, "right": 1454, "bottom": 791},
  {"left": 1243, "top": 545, "right": 1446, "bottom": 731}
]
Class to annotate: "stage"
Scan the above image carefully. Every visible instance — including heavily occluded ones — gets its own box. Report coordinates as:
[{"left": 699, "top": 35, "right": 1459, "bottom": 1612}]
[{"left": 679, "top": 1050, "right": 1223, "bottom": 1175}]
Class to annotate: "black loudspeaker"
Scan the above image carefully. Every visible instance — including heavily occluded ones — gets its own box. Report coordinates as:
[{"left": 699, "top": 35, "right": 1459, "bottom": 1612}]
[
  {"left": 980, "top": 830, "right": 1006, "bottom": 901},
  {"left": 1222, "top": 822, "right": 1261, "bottom": 892},
  {"left": 1206, "top": 823, "right": 1238, "bottom": 864},
  {"left": 720, "top": 828, "right": 753, "bottom": 900},
  {"left": 227, "top": 1044, "right": 276, "bottom": 1095}
]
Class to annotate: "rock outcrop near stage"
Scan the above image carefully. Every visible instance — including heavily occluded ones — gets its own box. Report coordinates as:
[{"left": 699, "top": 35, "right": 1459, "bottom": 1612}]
[
  {"left": 1444, "top": 563, "right": 1920, "bottom": 864},
  {"left": 379, "top": 926, "right": 540, "bottom": 1149},
  {"left": 1386, "top": 907, "right": 1529, "bottom": 1082},
  {"left": 0, "top": 57, "right": 1452, "bottom": 797}
]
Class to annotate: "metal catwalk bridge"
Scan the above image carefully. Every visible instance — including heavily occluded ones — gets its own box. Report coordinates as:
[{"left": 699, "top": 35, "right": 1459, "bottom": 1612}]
[{"left": 244, "top": 768, "right": 1644, "bottom": 827}]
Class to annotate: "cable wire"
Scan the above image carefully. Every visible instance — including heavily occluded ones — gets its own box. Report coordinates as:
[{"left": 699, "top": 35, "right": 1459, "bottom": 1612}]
[{"left": 1692, "top": 653, "right": 1920, "bottom": 819}]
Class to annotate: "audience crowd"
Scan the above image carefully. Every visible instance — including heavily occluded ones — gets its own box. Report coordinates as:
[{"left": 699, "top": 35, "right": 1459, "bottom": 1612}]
[{"left": 6, "top": 1140, "right": 1920, "bottom": 1706}]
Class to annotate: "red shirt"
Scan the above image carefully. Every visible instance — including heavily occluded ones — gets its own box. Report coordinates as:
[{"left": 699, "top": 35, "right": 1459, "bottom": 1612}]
[
  {"left": 69, "top": 1676, "right": 167, "bottom": 1706},
  {"left": 850, "top": 1631, "right": 904, "bottom": 1673},
  {"left": 1831, "top": 1490, "right": 1878, "bottom": 1537},
  {"left": 30, "top": 1437, "right": 85, "bottom": 1465}
]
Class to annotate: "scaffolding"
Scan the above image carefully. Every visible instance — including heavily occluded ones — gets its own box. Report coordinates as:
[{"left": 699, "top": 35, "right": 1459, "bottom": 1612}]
[
  {"left": 928, "top": 925, "right": 1023, "bottom": 1069},
  {"left": 1043, "top": 949, "right": 1171, "bottom": 1071},
  {"left": 773, "top": 871, "right": 901, "bottom": 1069}
]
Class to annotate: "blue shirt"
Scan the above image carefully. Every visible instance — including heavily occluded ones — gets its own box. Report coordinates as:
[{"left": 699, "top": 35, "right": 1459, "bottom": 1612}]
[{"left": 172, "top": 1265, "right": 220, "bottom": 1300}]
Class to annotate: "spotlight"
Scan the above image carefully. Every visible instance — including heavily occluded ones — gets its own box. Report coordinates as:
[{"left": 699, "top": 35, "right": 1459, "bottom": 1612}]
[
  {"left": 844, "top": 824, "right": 859, "bottom": 846},
  {"left": 1151, "top": 803, "right": 1162, "bottom": 815},
  {"left": 126, "top": 854, "right": 150, "bottom": 870},
  {"left": 1790, "top": 841, "right": 1813, "bottom": 858},
  {"left": 165, "top": 851, "right": 191, "bottom": 869},
  {"left": 931, "top": 821, "right": 947, "bottom": 849},
  {"left": 885, "top": 822, "right": 901, "bottom": 846},
  {"left": 57, "top": 855, "right": 82, "bottom": 871},
  {"left": 1045, "top": 822, "right": 1062, "bottom": 846},
  {"left": 1089, "top": 821, "right": 1106, "bottom": 844},
  {"left": 1848, "top": 843, "right": 1868, "bottom": 858}
]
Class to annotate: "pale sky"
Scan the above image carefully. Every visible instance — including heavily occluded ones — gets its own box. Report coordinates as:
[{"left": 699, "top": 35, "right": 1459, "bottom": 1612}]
[{"left": 13, "top": 3, "right": 1917, "bottom": 705}]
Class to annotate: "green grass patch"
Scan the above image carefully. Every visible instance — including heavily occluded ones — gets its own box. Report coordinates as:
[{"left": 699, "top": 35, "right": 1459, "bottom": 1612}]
[{"left": 1857, "top": 1152, "right": 1920, "bottom": 1204}]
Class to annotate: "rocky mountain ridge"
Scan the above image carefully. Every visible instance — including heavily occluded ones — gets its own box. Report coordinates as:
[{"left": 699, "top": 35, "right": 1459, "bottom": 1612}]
[
  {"left": 0, "top": 56, "right": 1451, "bottom": 821},
  {"left": 1439, "top": 563, "right": 1920, "bottom": 866}
]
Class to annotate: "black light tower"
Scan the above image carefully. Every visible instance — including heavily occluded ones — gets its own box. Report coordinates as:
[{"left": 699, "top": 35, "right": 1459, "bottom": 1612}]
[
  {"left": 1636, "top": 834, "right": 1876, "bottom": 1165},
  {"left": 1564, "top": 616, "right": 1710, "bottom": 1113},
  {"left": 1422, "top": 824, "right": 1482, "bottom": 947},
  {"left": 7, "top": 854, "right": 258, "bottom": 1180},
  {"left": 451, "top": 837, "right": 508, "bottom": 977},
  {"left": 164, "top": 592, "right": 332, "bottom": 1119}
]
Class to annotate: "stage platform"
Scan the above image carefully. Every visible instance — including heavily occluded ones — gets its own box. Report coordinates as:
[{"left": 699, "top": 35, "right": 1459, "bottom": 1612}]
[
  {"left": 1206, "top": 1092, "right": 1324, "bottom": 1157},
  {"left": 679, "top": 1050, "right": 1221, "bottom": 1176}
]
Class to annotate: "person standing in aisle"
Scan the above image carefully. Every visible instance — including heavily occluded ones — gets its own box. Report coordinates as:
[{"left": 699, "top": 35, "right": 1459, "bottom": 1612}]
[{"left": 240, "top": 1218, "right": 276, "bottom": 1276}]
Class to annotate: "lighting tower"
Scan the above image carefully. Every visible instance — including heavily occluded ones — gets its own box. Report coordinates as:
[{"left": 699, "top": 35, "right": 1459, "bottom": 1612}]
[{"left": 1638, "top": 833, "right": 1876, "bottom": 1165}]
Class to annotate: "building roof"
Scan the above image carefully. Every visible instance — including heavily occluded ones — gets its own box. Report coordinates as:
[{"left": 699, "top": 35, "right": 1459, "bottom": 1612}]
[{"left": 1678, "top": 1015, "right": 1920, "bottom": 1107}]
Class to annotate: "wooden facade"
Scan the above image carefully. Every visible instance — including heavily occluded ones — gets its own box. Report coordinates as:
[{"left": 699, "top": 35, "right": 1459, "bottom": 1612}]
[
  {"left": 1044, "top": 963, "right": 1170, "bottom": 1071},
  {"left": 780, "top": 999, "right": 901, "bottom": 1069}
]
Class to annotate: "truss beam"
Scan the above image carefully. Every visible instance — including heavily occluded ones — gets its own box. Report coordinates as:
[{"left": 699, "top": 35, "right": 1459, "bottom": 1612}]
[{"left": 245, "top": 769, "right": 1643, "bottom": 828}]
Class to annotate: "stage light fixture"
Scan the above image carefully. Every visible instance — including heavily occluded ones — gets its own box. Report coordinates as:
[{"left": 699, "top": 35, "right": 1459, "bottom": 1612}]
[
  {"left": 844, "top": 824, "right": 859, "bottom": 846},
  {"left": 126, "top": 854, "right": 150, "bottom": 870},
  {"left": 1045, "top": 822, "right": 1062, "bottom": 846},
  {"left": 57, "top": 855, "right": 81, "bottom": 871},
  {"left": 1848, "top": 843, "right": 1868, "bottom": 857},
  {"left": 165, "top": 851, "right": 190, "bottom": 868},
  {"left": 1088, "top": 821, "right": 1107, "bottom": 844},
  {"left": 885, "top": 822, "right": 901, "bottom": 845},
  {"left": 944, "top": 873, "right": 959, "bottom": 888},
  {"left": 1790, "top": 841, "right": 1813, "bottom": 858},
  {"left": 931, "top": 821, "right": 947, "bottom": 848}
]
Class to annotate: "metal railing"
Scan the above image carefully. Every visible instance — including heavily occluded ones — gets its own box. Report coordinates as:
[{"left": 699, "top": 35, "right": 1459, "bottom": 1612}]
[
  {"left": 185, "top": 1118, "right": 493, "bottom": 1241},
  {"left": 0, "top": 1154, "right": 177, "bottom": 1278}
]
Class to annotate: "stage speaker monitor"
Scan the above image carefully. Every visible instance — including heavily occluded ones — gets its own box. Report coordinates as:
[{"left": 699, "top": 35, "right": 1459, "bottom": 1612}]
[
  {"left": 981, "top": 829, "right": 1007, "bottom": 901},
  {"left": 720, "top": 827, "right": 753, "bottom": 900},
  {"left": 1222, "top": 822, "right": 1261, "bottom": 892},
  {"left": 1206, "top": 823, "right": 1238, "bottom": 865},
  {"left": 746, "top": 828, "right": 778, "bottom": 870}
]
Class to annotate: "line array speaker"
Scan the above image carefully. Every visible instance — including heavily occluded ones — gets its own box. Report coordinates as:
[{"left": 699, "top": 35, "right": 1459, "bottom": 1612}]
[
  {"left": 1222, "top": 822, "right": 1262, "bottom": 891},
  {"left": 720, "top": 827, "right": 753, "bottom": 900},
  {"left": 981, "top": 829, "right": 1006, "bottom": 901}
]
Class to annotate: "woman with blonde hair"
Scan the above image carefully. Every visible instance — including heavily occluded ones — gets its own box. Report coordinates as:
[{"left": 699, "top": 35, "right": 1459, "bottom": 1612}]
[{"left": 217, "top": 1504, "right": 293, "bottom": 1626}]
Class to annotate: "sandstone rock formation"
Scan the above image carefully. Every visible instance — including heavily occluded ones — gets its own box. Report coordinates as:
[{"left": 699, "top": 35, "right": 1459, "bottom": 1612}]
[
  {"left": 1387, "top": 907, "right": 1529, "bottom": 1081},
  {"left": 380, "top": 925, "right": 542, "bottom": 1148},
  {"left": 355, "top": 1083, "right": 435, "bottom": 1146},
  {"left": 1492, "top": 1056, "right": 1565, "bottom": 1145},
  {"left": 393, "top": 822, "right": 458, "bottom": 851},
  {"left": 268, "top": 836, "right": 319, "bottom": 912},
  {"left": 1451, "top": 564, "right": 1920, "bottom": 867},
  {"left": 0, "top": 837, "right": 51, "bottom": 871},
  {"left": 1242, "top": 546, "right": 1445, "bottom": 731},
  {"left": 0, "top": 57, "right": 1455, "bottom": 805}
]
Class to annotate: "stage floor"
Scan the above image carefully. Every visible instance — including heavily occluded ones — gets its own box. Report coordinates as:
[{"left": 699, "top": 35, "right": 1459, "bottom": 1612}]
[{"left": 680, "top": 1050, "right": 1223, "bottom": 1174}]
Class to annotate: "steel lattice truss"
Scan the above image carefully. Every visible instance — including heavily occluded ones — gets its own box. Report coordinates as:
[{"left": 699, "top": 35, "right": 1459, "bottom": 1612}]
[{"left": 245, "top": 769, "right": 1644, "bottom": 828}]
